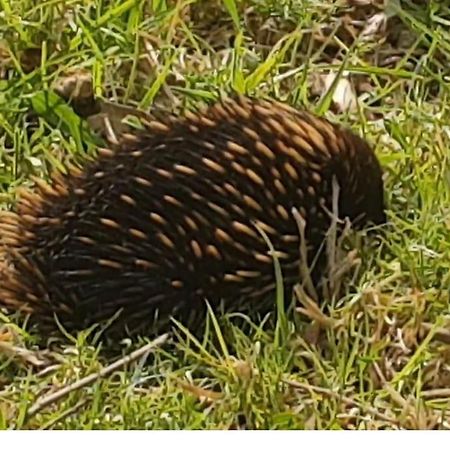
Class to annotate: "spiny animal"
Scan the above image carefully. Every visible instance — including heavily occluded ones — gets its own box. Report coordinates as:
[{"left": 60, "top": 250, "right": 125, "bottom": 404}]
[{"left": 0, "top": 96, "right": 385, "bottom": 337}]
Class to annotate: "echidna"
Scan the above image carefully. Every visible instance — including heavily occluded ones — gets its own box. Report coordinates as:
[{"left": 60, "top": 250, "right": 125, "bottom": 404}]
[{"left": 0, "top": 96, "right": 385, "bottom": 337}]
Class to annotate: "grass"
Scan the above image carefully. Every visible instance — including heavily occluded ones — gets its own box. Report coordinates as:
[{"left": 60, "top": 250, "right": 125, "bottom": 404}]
[{"left": 1, "top": 0, "right": 450, "bottom": 430}]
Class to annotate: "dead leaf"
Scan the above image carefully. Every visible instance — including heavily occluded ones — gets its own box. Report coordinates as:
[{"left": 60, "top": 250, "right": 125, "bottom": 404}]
[
  {"left": 0, "top": 341, "right": 48, "bottom": 367},
  {"left": 323, "top": 72, "right": 358, "bottom": 113},
  {"left": 232, "top": 359, "right": 254, "bottom": 381},
  {"left": 361, "top": 12, "right": 387, "bottom": 40},
  {"left": 178, "top": 380, "right": 223, "bottom": 402}
]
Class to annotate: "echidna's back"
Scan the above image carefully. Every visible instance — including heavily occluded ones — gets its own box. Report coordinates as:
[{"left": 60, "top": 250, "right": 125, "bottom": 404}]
[{"left": 0, "top": 96, "right": 385, "bottom": 335}]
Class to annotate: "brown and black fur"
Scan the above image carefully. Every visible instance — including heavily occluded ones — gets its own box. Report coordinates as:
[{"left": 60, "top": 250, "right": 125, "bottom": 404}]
[{"left": 0, "top": 96, "right": 385, "bottom": 336}]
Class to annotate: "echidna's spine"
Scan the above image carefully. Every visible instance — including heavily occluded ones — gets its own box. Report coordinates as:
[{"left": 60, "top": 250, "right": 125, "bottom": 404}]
[{"left": 0, "top": 95, "right": 385, "bottom": 335}]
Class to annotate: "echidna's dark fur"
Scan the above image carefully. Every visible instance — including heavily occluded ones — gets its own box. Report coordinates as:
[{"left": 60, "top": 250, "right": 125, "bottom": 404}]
[{"left": 0, "top": 96, "right": 385, "bottom": 336}]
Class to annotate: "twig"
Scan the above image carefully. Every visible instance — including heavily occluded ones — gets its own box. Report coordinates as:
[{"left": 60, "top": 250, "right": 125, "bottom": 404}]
[
  {"left": 422, "top": 322, "right": 450, "bottom": 344},
  {"left": 26, "top": 333, "right": 170, "bottom": 418},
  {"left": 421, "top": 389, "right": 450, "bottom": 400},
  {"left": 283, "top": 378, "right": 399, "bottom": 426}
]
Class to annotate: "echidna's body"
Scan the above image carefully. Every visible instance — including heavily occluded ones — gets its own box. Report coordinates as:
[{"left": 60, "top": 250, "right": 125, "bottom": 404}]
[{"left": 0, "top": 96, "right": 385, "bottom": 336}]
